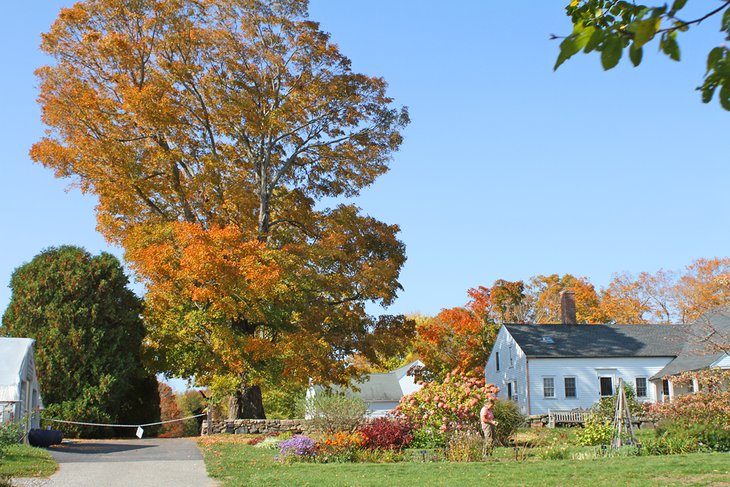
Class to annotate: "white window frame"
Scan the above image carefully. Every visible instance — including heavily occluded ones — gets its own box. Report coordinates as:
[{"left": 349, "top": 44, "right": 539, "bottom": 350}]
[
  {"left": 635, "top": 377, "right": 648, "bottom": 398},
  {"left": 543, "top": 376, "right": 555, "bottom": 399},
  {"left": 662, "top": 379, "right": 671, "bottom": 401},
  {"left": 599, "top": 376, "right": 614, "bottom": 397},
  {"left": 564, "top": 376, "right": 577, "bottom": 398}
]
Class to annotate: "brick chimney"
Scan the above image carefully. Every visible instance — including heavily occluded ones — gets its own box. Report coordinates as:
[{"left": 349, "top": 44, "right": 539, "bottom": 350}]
[{"left": 560, "top": 290, "right": 577, "bottom": 324}]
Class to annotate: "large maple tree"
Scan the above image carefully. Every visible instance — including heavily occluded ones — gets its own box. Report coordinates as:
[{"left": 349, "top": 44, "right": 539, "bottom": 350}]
[{"left": 32, "top": 0, "right": 410, "bottom": 418}]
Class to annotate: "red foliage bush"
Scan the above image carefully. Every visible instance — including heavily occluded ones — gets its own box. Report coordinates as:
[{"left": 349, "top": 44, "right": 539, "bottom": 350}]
[
  {"left": 158, "top": 382, "right": 184, "bottom": 438},
  {"left": 358, "top": 417, "right": 412, "bottom": 450}
]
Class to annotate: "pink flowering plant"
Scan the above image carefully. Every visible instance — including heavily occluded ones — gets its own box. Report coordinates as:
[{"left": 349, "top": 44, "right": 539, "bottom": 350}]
[
  {"left": 646, "top": 369, "right": 730, "bottom": 451},
  {"left": 648, "top": 369, "right": 730, "bottom": 430},
  {"left": 395, "top": 370, "right": 499, "bottom": 435}
]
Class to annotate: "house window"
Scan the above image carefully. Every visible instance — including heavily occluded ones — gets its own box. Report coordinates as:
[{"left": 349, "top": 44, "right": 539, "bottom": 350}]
[
  {"left": 543, "top": 377, "right": 555, "bottom": 398},
  {"left": 635, "top": 377, "right": 647, "bottom": 398},
  {"left": 509, "top": 346, "right": 513, "bottom": 367},
  {"left": 507, "top": 381, "right": 512, "bottom": 400},
  {"left": 662, "top": 379, "right": 670, "bottom": 398},
  {"left": 564, "top": 377, "right": 576, "bottom": 398},
  {"left": 599, "top": 377, "right": 613, "bottom": 396},
  {"left": 512, "top": 381, "right": 519, "bottom": 403},
  {"left": 688, "top": 379, "right": 694, "bottom": 393},
  {"left": 496, "top": 352, "right": 500, "bottom": 372}
]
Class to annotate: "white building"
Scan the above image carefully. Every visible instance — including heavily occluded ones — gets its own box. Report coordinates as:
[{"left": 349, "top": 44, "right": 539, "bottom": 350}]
[
  {"left": 0, "top": 337, "right": 43, "bottom": 433},
  {"left": 308, "top": 360, "right": 424, "bottom": 418},
  {"left": 485, "top": 310, "right": 730, "bottom": 416}
]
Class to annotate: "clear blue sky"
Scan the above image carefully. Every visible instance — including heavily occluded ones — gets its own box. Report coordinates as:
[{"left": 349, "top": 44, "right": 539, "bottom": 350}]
[{"left": 2, "top": 1, "right": 729, "bottom": 322}]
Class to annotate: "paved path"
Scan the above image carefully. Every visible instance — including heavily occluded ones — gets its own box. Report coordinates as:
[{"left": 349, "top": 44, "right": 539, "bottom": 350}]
[{"left": 14, "top": 438, "right": 218, "bottom": 487}]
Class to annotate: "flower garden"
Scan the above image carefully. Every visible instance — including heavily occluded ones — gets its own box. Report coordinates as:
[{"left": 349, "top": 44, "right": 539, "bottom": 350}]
[{"left": 198, "top": 369, "right": 730, "bottom": 487}]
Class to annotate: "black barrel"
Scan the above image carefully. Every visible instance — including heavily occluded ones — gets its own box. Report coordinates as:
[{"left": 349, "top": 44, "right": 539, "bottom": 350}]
[{"left": 28, "top": 429, "right": 63, "bottom": 447}]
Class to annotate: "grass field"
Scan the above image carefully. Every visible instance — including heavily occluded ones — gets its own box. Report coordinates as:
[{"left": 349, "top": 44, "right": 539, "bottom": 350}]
[
  {"left": 199, "top": 435, "right": 730, "bottom": 487},
  {"left": 0, "top": 444, "right": 57, "bottom": 479}
]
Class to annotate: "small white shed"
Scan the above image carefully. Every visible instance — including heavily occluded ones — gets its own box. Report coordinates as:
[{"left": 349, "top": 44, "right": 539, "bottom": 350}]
[
  {"left": 0, "top": 337, "right": 43, "bottom": 433},
  {"left": 308, "top": 360, "right": 424, "bottom": 418}
]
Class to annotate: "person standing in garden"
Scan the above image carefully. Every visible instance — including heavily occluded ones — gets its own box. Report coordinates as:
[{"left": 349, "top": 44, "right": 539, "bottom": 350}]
[{"left": 480, "top": 399, "right": 497, "bottom": 454}]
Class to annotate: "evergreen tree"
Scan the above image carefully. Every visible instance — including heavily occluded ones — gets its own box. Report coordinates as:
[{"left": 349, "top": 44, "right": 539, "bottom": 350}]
[{"left": 2, "top": 246, "right": 160, "bottom": 437}]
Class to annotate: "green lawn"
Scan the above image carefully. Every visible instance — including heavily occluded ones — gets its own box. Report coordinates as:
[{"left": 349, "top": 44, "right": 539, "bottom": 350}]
[
  {"left": 0, "top": 444, "right": 57, "bottom": 479},
  {"left": 199, "top": 436, "right": 730, "bottom": 487}
]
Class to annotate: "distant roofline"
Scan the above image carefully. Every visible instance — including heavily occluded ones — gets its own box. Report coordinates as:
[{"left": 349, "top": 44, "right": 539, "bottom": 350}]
[
  {"left": 528, "top": 355, "right": 677, "bottom": 359},
  {"left": 504, "top": 323, "right": 689, "bottom": 327}
]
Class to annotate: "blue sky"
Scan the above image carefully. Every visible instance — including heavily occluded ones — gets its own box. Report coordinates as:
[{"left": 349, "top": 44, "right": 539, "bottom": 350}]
[{"left": 2, "top": 1, "right": 729, "bottom": 325}]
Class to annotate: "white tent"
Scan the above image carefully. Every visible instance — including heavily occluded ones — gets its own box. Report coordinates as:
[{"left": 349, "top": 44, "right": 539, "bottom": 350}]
[{"left": 0, "top": 337, "right": 43, "bottom": 432}]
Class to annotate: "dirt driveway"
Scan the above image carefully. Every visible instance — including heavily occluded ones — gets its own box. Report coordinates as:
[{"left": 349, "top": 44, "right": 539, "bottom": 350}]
[{"left": 16, "top": 438, "right": 217, "bottom": 487}]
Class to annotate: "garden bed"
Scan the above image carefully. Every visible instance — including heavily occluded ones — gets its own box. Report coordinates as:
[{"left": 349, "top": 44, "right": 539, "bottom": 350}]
[{"left": 198, "top": 435, "right": 730, "bottom": 487}]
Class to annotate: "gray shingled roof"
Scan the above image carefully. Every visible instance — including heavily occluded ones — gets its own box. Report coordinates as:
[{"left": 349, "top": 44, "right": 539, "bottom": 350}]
[
  {"left": 505, "top": 324, "right": 687, "bottom": 358},
  {"left": 350, "top": 373, "right": 404, "bottom": 402},
  {"left": 651, "top": 311, "right": 730, "bottom": 379}
]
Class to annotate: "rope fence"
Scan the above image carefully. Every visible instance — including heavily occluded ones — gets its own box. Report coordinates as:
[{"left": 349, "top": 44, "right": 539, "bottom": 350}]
[{"left": 40, "top": 413, "right": 207, "bottom": 438}]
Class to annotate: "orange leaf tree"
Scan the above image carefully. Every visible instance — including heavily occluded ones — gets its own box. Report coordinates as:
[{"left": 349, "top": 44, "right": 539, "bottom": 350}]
[
  {"left": 414, "top": 287, "right": 499, "bottom": 380},
  {"left": 32, "top": 0, "right": 411, "bottom": 418},
  {"left": 527, "top": 274, "right": 607, "bottom": 324}
]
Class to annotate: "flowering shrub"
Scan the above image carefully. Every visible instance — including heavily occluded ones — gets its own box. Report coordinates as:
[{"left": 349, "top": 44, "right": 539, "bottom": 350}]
[
  {"left": 647, "top": 370, "right": 730, "bottom": 443},
  {"left": 649, "top": 392, "right": 730, "bottom": 430},
  {"left": 276, "top": 435, "right": 318, "bottom": 462},
  {"left": 321, "top": 431, "right": 366, "bottom": 451},
  {"left": 641, "top": 370, "right": 730, "bottom": 453},
  {"left": 358, "top": 417, "right": 413, "bottom": 450},
  {"left": 395, "top": 370, "right": 499, "bottom": 434},
  {"left": 576, "top": 417, "right": 613, "bottom": 446},
  {"left": 316, "top": 431, "right": 367, "bottom": 462},
  {"left": 254, "top": 436, "right": 279, "bottom": 449}
]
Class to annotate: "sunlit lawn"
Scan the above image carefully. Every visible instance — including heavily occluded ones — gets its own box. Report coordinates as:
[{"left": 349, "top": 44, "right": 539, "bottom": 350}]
[
  {"left": 199, "top": 435, "right": 730, "bottom": 487},
  {"left": 0, "top": 444, "right": 57, "bottom": 479}
]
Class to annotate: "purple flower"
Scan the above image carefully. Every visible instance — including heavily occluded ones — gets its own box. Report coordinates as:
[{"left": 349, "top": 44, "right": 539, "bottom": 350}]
[{"left": 276, "top": 435, "right": 318, "bottom": 462}]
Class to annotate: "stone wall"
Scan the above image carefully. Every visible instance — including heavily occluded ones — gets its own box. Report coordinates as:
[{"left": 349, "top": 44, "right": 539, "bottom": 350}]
[{"left": 201, "top": 419, "right": 309, "bottom": 436}]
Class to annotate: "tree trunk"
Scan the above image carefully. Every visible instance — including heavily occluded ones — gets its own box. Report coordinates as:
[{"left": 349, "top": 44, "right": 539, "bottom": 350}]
[{"left": 228, "top": 382, "right": 266, "bottom": 419}]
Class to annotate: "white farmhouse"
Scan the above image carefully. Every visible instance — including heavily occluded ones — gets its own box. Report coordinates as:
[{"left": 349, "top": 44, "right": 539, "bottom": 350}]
[
  {"left": 0, "top": 337, "right": 43, "bottom": 434},
  {"left": 484, "top": 297, "right": 729, "bottom": 415}
]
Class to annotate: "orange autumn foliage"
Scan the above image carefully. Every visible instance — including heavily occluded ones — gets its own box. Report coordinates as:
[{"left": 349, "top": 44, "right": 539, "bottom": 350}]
[
  {"left": 600, "top": 258, "right": 730, "bottom": 324},
  {"left": 32, "top": 0, "right": 411, "bottom": 416},
  {"left": 158, "top": 382, "right": 184, "bottom": 438},
  {"left": 415, "top": 287, "right": 497, "bottom": 379}
]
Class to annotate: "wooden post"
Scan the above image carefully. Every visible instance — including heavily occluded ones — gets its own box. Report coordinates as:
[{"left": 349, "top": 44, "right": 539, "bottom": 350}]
[
  {"left": 206, "top": 404, "right": 212, "bottom": 436},
  {"left": 611, "top": 378, "right": 637, "bottom": 448}
]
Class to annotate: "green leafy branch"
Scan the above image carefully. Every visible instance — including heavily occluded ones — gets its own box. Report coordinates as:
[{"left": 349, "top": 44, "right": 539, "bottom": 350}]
[{"left": 553, "top": 0, "right": 730, "bottom": 110}]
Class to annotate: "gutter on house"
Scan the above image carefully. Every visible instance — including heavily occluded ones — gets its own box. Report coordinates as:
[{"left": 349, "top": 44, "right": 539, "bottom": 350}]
[{"left": 525, "top": 358, "right": 531, "bottom": 415}]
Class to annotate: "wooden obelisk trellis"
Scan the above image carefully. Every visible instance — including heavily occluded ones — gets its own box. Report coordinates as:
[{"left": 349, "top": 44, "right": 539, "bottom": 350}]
[{"left": 611, "top": 378, "right": 637, "bottom": 448}]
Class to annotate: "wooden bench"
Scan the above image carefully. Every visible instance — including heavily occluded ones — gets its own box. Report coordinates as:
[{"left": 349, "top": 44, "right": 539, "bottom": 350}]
[{"left": 548, "top": 409, "right": 591, "bottom": 427}]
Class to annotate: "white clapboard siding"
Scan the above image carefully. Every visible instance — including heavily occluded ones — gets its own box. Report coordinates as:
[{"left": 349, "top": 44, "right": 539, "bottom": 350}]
[
  {"left": 712, "top": 354, "right": 730, "bottom": 369},
  {"left": 527, "top": 357, "right": 674, "bottom": 414},
  {"left": 485, "top": 327, "right": 529, "bottom": 414}
]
